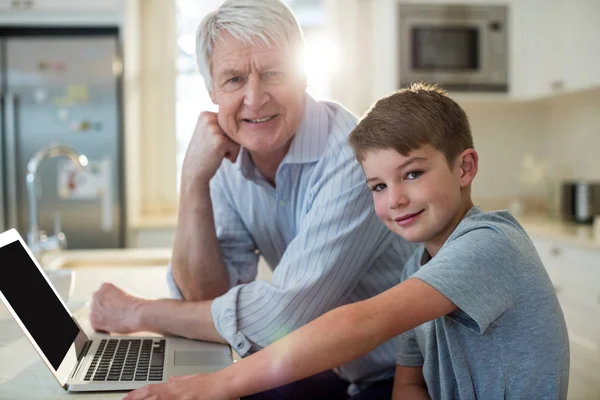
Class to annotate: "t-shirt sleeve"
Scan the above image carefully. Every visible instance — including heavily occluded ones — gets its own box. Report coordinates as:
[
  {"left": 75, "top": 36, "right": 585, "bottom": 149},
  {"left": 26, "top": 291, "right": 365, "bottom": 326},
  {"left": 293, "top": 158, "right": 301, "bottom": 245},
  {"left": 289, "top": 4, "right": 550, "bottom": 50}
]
[
  {"left": 411, "top": 225, "right": 519, "bottom": 335},
  {"left": 396, "top": 329, "right": 424, "bottom": 367}
]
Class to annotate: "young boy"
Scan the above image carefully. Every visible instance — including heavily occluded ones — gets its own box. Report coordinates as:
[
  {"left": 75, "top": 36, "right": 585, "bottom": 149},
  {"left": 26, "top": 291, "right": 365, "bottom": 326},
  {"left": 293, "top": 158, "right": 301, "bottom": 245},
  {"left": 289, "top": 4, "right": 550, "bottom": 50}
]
[{"left": 125, "top": 83, "right": 570, "bottom": 400}]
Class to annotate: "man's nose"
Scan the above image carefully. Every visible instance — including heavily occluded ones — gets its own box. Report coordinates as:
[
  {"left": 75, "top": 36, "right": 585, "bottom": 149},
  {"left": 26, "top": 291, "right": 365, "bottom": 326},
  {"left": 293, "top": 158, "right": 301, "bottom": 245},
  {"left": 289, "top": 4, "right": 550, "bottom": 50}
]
[{"left": 243, "top": 76, "right": 269, "bottom": 110}]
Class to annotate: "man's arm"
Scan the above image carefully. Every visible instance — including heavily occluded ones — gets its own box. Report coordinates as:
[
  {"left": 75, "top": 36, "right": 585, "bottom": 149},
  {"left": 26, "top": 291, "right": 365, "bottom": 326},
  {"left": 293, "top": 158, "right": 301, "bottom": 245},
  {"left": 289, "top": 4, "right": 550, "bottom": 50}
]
[
  {"left": 90, "top": 283, "right": 226, "bottom": 343},
  {"left": 209, "top": 143, "right": 416, "bottom": 355},
  {"left": 170, "top": 111, "right": 241, "bottom": 300},
  {"left": 392, "top": 366, "right": 430, "bottom": 400},
  {"left": 171, "top": 180, "right": 229, "bottom": 300},
  {"left": 212, "top": 278, "right": 456, "bottom": 398}
]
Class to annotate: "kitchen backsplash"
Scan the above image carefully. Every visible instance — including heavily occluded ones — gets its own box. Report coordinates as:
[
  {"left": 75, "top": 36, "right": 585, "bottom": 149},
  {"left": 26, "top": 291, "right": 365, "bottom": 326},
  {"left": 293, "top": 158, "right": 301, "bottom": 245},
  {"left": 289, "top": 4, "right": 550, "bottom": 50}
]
[{"left": 462, "top": 87, "right": 600, "bottom": 215}]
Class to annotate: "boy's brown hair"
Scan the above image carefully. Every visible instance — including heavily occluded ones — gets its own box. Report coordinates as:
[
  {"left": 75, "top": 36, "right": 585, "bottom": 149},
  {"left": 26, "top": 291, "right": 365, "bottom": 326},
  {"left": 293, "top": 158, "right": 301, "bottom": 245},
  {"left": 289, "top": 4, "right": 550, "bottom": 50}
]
[{"left": 349, "top": 82, "right": 473, "bottom": 166}]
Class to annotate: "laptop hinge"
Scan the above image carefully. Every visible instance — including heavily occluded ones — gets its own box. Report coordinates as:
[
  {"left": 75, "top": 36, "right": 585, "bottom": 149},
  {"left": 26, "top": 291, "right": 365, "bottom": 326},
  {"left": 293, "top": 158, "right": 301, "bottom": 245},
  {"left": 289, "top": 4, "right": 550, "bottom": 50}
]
[{"left": 71, "top": 340, "right": 92, "bottom": 379}]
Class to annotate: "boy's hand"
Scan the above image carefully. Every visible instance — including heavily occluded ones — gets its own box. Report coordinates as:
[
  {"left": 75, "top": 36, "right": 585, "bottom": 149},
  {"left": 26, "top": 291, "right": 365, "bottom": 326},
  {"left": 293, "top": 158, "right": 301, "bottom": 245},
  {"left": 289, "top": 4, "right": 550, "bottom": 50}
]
[
  {"left": 123, "top": 373, "right": 230, "bottom": 400},
  {"left": 182, "top": 111, "right": 240, "bottom": 186}
]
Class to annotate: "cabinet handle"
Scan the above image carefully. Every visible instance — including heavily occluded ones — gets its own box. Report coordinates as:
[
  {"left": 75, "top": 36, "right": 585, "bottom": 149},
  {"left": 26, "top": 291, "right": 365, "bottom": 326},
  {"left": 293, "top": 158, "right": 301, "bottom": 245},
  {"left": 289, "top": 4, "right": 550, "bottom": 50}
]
[{"left": 550, "top": 247, "right": 561, "bottom": 256}]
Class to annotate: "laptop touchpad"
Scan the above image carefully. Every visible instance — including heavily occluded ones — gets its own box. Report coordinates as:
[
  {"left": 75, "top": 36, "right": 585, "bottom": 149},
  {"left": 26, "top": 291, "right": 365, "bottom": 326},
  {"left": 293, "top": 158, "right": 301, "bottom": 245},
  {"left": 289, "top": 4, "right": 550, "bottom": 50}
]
[{"left": 174, "top": 350, "right": 230, "bottom": 366}]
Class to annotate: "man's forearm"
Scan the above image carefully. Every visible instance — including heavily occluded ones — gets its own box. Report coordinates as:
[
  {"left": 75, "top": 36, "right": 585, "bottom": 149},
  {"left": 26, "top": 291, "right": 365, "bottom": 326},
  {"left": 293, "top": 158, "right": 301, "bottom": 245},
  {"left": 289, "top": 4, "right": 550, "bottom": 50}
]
[
  {"left": 137, "top": 298, "right": 227, "bottom": 344},
  {"left": 171, "top": 179, "right": 229, "bottom": 300}
]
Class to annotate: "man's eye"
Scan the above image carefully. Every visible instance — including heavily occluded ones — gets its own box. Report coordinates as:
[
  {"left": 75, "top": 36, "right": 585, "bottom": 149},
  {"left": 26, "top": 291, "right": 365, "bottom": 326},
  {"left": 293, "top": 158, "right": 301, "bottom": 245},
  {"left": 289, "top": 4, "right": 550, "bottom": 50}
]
[
  {"left": 264, "top": 71, "right": 284, "bottom": 81},
  {"left": 371, "top": 183, "right": 386, "bottom": 192},
  {"left": 228, "top": 77, "right": 242, "bottom": 84},
  {"left": 406, "top": 171, "right": 423, "bottom": 180}
]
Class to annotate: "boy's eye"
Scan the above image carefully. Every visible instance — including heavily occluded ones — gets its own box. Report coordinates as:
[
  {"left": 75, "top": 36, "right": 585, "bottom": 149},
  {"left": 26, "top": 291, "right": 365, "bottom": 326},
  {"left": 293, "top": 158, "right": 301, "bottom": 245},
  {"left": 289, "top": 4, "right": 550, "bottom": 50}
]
[
  {"left": 371, "top": 183, "right": 386, "bottom": 192},
  {"left": 406, "top": 171, "right": 423, "bottom": 180}
]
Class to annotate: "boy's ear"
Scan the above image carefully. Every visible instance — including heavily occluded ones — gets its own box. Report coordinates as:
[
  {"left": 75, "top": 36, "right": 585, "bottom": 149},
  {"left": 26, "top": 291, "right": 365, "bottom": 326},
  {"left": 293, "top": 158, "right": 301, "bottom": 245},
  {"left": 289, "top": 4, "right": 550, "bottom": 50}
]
[{"left": 458, "top": 148, "right": 478, "bottom": 188}]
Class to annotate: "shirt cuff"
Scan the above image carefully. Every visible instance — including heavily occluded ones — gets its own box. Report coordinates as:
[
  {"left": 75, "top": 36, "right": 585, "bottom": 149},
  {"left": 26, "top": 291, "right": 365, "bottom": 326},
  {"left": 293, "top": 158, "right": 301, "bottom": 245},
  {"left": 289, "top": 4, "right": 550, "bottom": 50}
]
[
  {"left": 165, "top": 264, "right": 184, "bottom": 299},
  {"left": 211, "top": 285, "right": 252, "bottom": 356}
]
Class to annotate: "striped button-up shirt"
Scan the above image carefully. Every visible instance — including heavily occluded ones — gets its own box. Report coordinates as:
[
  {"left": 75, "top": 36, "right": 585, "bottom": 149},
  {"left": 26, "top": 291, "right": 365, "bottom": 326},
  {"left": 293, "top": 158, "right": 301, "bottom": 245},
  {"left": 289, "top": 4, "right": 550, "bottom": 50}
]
[{"left": 169, "top": 93, "right": 418, "bottom": 384}]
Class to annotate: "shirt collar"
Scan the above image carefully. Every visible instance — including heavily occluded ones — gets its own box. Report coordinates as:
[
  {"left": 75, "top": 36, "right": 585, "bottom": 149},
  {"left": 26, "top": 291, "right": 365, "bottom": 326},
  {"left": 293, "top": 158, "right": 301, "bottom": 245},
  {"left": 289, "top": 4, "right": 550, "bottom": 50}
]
[{"left": 235, "top": 93, "right": 329, "bottom": 178}]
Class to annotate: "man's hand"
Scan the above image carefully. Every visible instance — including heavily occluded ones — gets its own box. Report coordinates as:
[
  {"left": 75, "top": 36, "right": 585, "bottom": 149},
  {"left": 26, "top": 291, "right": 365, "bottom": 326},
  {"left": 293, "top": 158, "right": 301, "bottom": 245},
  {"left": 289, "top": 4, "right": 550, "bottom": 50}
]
[
  {"left": 123, "top": 373, "right": 231, "bottom": 400},
  {"left": 90, "top": 283, "right": 146, "bottom": 334},
  {"left": 182, "top": 111, "right": 240, "bottom": 185}
]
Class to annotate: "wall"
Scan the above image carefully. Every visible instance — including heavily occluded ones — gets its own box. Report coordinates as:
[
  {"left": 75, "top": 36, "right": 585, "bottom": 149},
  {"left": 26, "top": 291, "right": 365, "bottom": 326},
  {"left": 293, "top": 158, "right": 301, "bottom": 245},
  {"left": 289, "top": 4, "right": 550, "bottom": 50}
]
[
  {"left": 462, "top": 101, "right": 545, "bottom": 204},
  {"left": 538, "top": 88, "right": 600, "bottom": 182}
]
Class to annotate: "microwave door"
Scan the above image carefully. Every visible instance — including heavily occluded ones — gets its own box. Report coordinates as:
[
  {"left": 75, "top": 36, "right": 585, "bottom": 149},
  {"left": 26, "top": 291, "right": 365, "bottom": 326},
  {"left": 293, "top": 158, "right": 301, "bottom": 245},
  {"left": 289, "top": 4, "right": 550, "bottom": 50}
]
[{"left": 400, "top": 18, "right": 489, "bottom": 87}]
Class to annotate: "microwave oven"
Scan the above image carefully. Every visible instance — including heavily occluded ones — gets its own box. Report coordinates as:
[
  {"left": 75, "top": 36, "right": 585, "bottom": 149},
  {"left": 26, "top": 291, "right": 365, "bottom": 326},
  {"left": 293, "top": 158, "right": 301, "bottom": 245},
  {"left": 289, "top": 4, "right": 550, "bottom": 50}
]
[{"left": 398, "top": 4, "right": 508, "bottom": 92}]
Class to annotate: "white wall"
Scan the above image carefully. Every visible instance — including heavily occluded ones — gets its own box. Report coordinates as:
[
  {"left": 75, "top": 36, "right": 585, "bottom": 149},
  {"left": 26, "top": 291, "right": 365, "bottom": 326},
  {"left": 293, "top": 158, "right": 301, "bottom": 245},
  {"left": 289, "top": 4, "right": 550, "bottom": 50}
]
[
  {"left": 538, "top": 88, "right": 600, "bottom": 182},
  {"left": 462, "top": 101, "right": 545, "bottom": 203}
]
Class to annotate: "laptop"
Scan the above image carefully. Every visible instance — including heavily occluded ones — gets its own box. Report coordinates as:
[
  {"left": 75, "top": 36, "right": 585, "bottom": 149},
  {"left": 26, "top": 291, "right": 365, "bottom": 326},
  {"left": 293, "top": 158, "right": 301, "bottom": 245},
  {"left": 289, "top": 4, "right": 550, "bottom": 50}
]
[{"left": 0, "top": 228, "right": 233, "bottom": 392}]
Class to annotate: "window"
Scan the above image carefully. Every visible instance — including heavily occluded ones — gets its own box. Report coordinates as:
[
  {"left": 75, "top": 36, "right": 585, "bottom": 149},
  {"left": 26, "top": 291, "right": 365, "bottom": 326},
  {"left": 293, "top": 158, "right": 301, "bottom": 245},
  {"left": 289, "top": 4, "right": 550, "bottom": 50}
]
[{"left": 174, "top": 0, "right": 337, "bottom": 190}]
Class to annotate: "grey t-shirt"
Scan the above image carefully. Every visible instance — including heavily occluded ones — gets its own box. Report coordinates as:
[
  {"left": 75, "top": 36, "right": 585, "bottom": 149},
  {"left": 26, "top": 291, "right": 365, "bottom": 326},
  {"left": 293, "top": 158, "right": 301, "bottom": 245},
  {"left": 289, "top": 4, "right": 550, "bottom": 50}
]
[{"left": 396, "top": 207, "right": 570, "bottom": 400}]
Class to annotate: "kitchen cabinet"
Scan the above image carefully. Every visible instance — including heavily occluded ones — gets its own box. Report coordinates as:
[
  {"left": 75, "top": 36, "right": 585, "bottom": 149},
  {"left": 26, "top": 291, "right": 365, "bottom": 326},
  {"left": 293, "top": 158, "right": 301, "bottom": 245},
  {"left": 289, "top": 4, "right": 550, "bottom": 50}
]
[
  {"left": 531, "top": 235, "right": 600, "bottom": 400},
  {"left": 511, "top": 0, "right": 600, "bottom": 99},
  {"left": 356, "top": 0, "right": 600, "bottom": 105}
]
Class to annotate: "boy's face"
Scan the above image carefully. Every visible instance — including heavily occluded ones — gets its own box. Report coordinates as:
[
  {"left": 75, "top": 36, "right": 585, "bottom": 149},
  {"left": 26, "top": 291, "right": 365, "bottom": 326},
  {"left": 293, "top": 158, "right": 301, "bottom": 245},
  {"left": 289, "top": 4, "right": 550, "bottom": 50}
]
[{"left": 362, "top": 144, "right": 477, "bottom": 255}]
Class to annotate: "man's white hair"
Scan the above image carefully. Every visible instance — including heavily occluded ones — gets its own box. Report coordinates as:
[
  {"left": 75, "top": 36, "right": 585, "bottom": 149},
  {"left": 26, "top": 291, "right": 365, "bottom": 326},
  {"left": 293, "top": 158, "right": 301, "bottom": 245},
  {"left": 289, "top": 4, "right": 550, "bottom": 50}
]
[{"left": 196, "top": 0, "right": 304, "bottom": 91}]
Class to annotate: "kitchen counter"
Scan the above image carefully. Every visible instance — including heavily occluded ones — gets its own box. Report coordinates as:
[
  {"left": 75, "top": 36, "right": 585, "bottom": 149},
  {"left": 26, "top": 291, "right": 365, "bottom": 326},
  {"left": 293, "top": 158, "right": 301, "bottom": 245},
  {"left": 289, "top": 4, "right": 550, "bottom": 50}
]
[
  {"left": 0, "top": 266, "right": 172, "bottom": 399},
  {"left": 517, "top": 214, "right": 600, "bottom": 252},
  {"left": 40, "top": 247, "right": 173, "bottom": 270}
]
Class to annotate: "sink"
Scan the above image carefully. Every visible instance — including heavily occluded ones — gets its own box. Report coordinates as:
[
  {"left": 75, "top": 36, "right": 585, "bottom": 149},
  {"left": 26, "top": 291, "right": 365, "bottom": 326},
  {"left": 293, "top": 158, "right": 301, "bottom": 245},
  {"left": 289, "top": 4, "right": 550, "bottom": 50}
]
[{"left": 41, "top": 248, "right": 172, "bottom": 270}]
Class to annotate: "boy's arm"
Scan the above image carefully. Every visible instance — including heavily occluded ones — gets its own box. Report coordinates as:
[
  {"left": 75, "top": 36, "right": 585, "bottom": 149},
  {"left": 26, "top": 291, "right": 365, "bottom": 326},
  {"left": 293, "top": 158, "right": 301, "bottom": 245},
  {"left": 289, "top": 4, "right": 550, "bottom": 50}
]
[
  {"left": 392, "top": 366, "right": 430, "bottom": 400},
  {"left": 218, "top": 277, "right": 456, "bottom": 398}
]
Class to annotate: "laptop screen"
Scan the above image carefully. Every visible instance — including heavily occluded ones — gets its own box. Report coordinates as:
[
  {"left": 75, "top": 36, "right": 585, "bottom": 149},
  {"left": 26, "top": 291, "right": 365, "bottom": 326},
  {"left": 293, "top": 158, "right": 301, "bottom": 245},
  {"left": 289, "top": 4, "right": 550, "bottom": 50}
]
[{"left": 0, "top": 240, "right": 79, "bottom": 370}]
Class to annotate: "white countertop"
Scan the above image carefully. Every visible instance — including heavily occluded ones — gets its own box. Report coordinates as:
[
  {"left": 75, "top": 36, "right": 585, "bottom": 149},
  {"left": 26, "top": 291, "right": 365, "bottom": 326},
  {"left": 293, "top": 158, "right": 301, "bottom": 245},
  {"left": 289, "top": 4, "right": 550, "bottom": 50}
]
[
  {"left": 517, "top": 215, "right": 600, "bottom": 252},
  {"left": 0, "top": 266, "right": 171, "bottom": 399}
]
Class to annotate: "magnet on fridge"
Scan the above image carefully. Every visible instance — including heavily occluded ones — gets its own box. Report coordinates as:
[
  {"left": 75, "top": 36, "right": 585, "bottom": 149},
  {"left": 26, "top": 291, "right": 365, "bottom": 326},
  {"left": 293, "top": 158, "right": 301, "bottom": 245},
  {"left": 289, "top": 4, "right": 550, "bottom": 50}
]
[{"left": 32, "top": 88, "right": 48, "bottom": 104}]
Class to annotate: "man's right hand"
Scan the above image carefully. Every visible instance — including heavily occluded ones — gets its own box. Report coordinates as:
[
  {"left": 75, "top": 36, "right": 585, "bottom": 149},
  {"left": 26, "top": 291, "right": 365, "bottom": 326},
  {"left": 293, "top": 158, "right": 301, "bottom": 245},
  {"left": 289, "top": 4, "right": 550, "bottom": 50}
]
[
  {"left": 182, "top": 111, "right": 240, "bottom": 185},
  {"left": 90, "top": 283, "right": 147, "bottom": 334}
]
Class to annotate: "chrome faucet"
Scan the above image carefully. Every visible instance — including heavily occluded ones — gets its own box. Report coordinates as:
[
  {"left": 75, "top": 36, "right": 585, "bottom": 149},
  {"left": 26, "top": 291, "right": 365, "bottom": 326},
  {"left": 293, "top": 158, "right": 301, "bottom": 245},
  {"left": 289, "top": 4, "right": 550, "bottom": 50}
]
[{"left": 26, "top": 145, "right": 88, "bottom": 260}]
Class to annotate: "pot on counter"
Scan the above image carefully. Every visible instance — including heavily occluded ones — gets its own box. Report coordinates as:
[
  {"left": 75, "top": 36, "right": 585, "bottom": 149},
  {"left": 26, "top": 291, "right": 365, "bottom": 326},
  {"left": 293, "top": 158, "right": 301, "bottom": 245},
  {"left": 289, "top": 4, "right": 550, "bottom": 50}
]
[{"left": 560, "top": 181, "right": 600, "bottom": 224}]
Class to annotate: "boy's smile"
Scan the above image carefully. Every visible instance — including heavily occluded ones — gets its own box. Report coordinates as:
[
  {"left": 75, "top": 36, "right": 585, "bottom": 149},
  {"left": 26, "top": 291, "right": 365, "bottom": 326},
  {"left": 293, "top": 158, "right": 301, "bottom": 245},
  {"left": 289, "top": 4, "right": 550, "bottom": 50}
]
[{"left": 362, "top": 145, "right": 477, "bottom": 257}]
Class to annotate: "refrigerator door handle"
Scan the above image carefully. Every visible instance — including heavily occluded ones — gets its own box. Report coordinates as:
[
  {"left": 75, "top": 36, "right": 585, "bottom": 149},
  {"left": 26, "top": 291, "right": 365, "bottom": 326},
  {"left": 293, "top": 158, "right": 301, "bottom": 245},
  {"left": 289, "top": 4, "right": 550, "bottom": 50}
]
[
  {"left": 3, "top": 92, "right": 19, "bottom": 230},
  {"left": 0, "top": 93, "right": 5, "bottom": 230}
]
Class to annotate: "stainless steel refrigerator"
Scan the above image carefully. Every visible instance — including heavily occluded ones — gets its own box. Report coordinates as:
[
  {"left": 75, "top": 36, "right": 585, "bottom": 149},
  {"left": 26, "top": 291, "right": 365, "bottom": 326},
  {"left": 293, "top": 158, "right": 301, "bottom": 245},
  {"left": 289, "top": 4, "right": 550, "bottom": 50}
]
[{"left": 0, "top": 27, "right": 125, "bottom": 249}]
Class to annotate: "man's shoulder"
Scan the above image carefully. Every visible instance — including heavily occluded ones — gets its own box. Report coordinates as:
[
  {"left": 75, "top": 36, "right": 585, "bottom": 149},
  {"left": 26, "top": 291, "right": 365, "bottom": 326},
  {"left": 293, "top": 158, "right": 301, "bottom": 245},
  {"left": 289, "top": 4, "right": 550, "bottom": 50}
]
[
  {"left": 310, "top": 99, "right": 358, "bottom": 164},
  {"left": 317, "top": 98, "right": 358, "bottom": 140}
]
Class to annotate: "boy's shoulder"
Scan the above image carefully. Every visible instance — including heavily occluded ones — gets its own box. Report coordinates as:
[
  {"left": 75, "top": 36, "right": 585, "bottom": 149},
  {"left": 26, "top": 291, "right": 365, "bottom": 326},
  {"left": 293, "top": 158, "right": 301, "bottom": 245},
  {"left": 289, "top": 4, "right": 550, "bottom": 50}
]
[{"left": 449, "top": 207, "right": 526, "bottom": 244}]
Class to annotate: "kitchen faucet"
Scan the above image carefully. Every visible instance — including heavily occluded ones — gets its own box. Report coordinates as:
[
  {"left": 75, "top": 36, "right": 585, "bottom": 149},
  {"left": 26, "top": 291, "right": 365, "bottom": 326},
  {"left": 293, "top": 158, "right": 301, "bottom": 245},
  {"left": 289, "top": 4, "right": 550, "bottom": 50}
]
[{"left": 26, "top": 145, "right": 88, "bottom": 261}]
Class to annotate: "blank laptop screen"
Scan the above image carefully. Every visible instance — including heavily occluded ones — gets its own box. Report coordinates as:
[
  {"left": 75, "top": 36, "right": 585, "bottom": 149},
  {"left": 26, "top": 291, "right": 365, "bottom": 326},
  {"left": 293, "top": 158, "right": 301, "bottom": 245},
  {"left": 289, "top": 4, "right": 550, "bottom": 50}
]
[{"left": 0, "top": 240, "right": 79, "bottom": 370}]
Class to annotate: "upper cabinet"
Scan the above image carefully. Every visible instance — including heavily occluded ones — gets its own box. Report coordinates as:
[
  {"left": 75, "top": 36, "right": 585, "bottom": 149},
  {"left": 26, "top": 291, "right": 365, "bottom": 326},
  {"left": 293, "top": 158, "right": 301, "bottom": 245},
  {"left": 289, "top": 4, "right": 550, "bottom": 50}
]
[
  {"left": 330, "top": 0, "right": 600, "bottom": 110},
  {"left": 512, "top": 0, "right": 600, "bottom": 100}
]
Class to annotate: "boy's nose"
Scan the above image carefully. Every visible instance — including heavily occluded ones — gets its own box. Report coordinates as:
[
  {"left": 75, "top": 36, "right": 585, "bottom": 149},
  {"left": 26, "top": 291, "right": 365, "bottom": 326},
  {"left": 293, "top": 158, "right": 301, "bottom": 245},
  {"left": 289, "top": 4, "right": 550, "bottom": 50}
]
[
  {"left": 389, "top": 189, "right": 409, "bottom": 209},
  {"left": 243, "top": 77, "right": 269, "bottom": 110}
]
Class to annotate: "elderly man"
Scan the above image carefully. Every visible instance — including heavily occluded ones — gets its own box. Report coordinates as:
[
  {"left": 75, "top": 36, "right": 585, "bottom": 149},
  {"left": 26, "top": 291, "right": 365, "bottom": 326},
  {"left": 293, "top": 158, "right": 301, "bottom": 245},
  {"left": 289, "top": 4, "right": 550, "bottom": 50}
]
[{"left": 90, "top": 0, "right": 416, "bottom": 398}]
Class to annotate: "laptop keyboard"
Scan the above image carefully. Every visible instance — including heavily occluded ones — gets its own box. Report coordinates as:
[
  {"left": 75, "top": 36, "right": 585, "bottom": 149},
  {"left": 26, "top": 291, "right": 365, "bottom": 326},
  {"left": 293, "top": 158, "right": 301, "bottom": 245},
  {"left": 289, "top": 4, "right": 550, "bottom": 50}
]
[{"left": 84, "top": 338, "right": 166, "bottom": 382}]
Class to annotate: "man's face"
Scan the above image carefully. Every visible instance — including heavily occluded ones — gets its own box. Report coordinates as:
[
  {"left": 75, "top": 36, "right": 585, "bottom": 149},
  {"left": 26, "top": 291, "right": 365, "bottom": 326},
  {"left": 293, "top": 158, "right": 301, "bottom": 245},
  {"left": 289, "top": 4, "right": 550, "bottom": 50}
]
[
  {"left": 362, "top": 145, "right": 474, "bottom": 254},
  {"left": 209, "top": 33, "right": 306, "bottom": 157}
]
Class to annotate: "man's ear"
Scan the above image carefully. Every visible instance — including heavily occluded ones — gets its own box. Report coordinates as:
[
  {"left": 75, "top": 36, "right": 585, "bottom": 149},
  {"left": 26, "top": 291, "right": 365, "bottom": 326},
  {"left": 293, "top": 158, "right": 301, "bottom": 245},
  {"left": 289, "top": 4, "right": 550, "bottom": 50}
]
[
  {"left": 458, "top": 148, "right": 478, "bottom": 188},
  {"left": 209, "top": 90, "right": 218, "bottom": 105}
]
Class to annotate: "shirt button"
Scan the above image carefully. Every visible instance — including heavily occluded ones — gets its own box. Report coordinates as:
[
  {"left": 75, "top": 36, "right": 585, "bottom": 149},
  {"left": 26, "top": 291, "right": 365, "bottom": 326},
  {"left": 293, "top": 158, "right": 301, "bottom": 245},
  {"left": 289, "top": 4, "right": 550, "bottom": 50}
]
[{"left": 279, "top": 200, "right": 286, "bottom": 206}]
